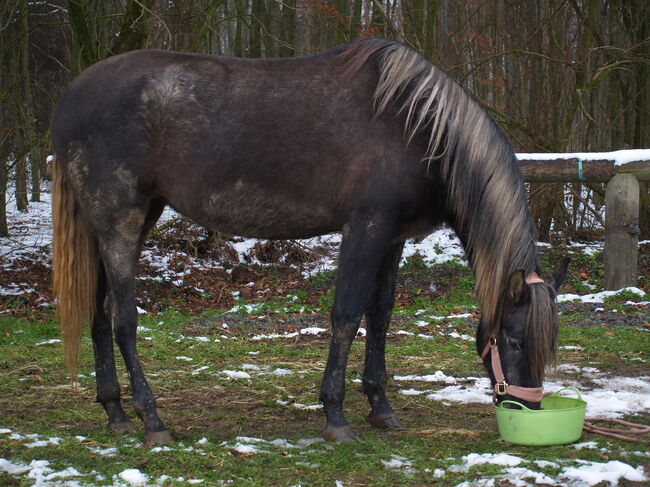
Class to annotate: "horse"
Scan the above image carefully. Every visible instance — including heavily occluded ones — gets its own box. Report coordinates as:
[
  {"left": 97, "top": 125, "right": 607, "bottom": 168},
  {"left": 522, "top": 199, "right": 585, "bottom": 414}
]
[{"left": 51, "top": 37, "right": 568, "bottom": 444}]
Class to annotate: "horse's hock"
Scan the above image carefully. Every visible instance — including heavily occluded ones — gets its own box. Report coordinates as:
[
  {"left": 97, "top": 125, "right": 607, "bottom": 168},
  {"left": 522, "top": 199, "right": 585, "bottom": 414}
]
[{"left": 517, "top": 153, "right": 650, "bottom": 290}]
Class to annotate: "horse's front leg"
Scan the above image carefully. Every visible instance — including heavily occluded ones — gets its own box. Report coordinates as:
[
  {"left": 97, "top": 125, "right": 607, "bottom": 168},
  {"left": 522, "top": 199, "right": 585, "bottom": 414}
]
[
  {"left": 320, "top": 212, "right": 395, "bottom": 442},
  {"left": 364, "top": 241, "right": 405, "bottom": 430}
]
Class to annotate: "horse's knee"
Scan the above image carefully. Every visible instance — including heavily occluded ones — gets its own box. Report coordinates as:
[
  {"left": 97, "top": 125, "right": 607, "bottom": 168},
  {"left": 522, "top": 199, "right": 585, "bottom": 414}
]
[
  {"left": 362, "top": 376, "right": 386, "bottom": 394},
  {"left": 113, "top": 320, "right": 137, "bottom": 348},
  {"left": 330, "top": 306, "right": 363, "bottom": 332}
]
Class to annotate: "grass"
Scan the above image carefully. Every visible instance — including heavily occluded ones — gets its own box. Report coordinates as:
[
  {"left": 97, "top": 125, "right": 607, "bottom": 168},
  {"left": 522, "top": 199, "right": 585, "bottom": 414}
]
[{"left": 1, "top": 259, "right": 649, "bottom": 486}]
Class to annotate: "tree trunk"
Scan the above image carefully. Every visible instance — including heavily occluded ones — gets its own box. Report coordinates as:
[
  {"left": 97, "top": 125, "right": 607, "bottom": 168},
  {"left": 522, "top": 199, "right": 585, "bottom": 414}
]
[
  {"left": 111, "top": 0, "right": 156, "bottom": 55},
  {"left": 249, "top": 0, "right": 263, "bottom": 57},
  {"left": 234, "top": 0, "right": 245, "bottom": 57},
  {"left": 19, "top": 3, "right": 40, "bottom": 203},
  {"left": 0, "top": 1, "right": 14, "bottom": 234},
  {"left": 0, "top": 104, "right": 8, "bottom": 236},
  {"left": 279, "top": 0, "right": 296, "bottom": 57}
]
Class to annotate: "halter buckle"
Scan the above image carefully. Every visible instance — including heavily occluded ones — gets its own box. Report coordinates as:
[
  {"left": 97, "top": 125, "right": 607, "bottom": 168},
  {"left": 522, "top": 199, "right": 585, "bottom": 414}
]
[{"left": 495, "top": 381, "right": 508, "bottom": 395}]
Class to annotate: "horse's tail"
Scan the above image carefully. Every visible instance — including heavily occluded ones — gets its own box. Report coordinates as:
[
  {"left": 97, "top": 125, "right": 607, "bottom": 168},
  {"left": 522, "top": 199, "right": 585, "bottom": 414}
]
[{"left": 52, "top": 154, "right": 98, "bottom": 379}]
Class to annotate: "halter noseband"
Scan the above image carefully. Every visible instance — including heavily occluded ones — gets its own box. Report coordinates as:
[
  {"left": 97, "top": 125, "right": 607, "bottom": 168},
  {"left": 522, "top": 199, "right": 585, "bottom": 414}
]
[
  {"left": 481, "top": 272, "right": 545, "bottom": 404},
  {"left": 481, "top": 336, "right": 544, "bottom": 403}
]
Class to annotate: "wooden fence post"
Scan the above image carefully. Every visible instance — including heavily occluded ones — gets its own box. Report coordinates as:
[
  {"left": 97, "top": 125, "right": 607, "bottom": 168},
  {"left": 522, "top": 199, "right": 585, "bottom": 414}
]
[{"left": 604, "top": 173, "right": 640, "bottom": 290}]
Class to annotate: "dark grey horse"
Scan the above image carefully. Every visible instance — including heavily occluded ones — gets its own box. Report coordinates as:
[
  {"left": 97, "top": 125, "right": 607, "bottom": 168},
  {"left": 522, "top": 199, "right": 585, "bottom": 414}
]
[{"left": 51, "top": 38, "right": 567, "bottom": 444}]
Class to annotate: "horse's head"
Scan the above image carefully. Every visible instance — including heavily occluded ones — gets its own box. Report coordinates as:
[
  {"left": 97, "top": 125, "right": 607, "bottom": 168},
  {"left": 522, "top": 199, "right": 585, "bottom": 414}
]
[{"left": 476, "top": 258, "right": 569, "bottom": 409}]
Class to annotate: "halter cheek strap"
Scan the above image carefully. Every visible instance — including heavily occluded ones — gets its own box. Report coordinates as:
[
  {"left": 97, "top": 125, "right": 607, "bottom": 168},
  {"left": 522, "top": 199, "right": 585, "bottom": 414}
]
[
  {"left": 481, "top": 336, "right": 544, "bottom": 403},
  {"left": 479, "top": 273, "right": 545, "bottom": 403}
]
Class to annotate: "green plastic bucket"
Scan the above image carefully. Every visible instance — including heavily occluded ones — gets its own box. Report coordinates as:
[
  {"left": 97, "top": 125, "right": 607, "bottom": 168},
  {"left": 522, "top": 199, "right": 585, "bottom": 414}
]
[{"left": 495, "top": 387, "right": 587, "bottom": 446}]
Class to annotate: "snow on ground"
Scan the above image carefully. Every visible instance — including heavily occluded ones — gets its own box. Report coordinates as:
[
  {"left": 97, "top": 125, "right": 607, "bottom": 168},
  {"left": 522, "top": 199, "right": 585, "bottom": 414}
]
[
  {"left": 395, "top": 368, "right": 650, "bottom": 419},
  {"left": 516, "top": 148, "right": 650, "bottom": 166},
  {"left": 557, "top": 287, "right": 646, "bottom": 303},
  {"left": 0, "top": 186, "right": 52, "bottom": 266},
  {"left": 1, "top": 184, "right": 649, "bottom": 313},
  {"left": 2, "top": 187, "right": 648, "bottom": 309}
]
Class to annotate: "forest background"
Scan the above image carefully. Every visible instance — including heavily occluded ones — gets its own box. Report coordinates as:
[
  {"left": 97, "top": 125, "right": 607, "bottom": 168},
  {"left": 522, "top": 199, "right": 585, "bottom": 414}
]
[{"left": 0, "top": 0, "right": 648, "bottom": 241}]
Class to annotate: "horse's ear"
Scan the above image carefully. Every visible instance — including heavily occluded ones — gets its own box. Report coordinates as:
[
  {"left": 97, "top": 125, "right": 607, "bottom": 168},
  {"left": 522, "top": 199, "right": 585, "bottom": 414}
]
[
  {"left": 508, "top": 270, "right": 526, "bottom": 303},
  {"left": 550, "top": 257, "right": 570, "bottom": 291}
]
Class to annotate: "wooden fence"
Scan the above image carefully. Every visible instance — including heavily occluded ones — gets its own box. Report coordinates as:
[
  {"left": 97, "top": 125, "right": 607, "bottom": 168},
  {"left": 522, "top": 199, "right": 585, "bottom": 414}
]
[{"left": 517, "top": 154, "right": 650, "bottom": 290}]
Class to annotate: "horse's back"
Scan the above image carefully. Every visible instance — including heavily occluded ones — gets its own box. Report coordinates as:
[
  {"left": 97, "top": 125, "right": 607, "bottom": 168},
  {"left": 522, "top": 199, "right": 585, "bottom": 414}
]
[{"left": 51, "top": 43, "right": 436, "bottom": 240}]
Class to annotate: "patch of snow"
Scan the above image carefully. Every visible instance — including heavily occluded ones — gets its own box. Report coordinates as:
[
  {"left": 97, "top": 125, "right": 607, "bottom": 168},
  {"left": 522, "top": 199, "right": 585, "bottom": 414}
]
[
  {"left": 268, "top": 368, "right": 293, "bottom": 376},
  {"left": 381, "top": 454, "right": 413, "bottom": 469},
  {"left": 449, "top": 452, "right": 523, "bottom": 472},
  {"left": 150, "top": 446, "right": 173, "bottom": 452},
  {"left": 501, "top": 466, "right": 556, "bottom": 485},
  {"left": 516, "top": 149, "right": 650, "bottom": 166},
  {"left": 583, "top": 375, "right": 650, "bottom": 417},
  {"left": 426, "top": 377, "right": 493, "bottom": 404},
  {"left": 229, "top": 302, "right": 265, "bottom": 314},
  {"left": 224, "top": 438, "right": 267, "bottom": 455},
  {"left": 300, "top": 327, "right": 326, "bottom": 335},
  {"left": 241, "top": 363, "right": 262, "bottom": 370},
  {"left": 0, "top": 458, "right": 84, "bottom": 485},
  {"left": 447, "top": 332, "right": 475, "bottom": 341},
  {"left": 560, "top": 460, "right": 648, "bottom": 486},
  {"left": 24, "top": 436, "right": 61, "bottom": 448},
  {"left": 573, "top": 441, "right": 598, "bottom": 450},
  {"left": 118, "top": 468, "right": 149, "bottom": 486},
  {"left": 381, "top": 454, "right": 417, "bottom": 476},
  {"left": 557, "top": 287, "right": 645, "bottom": 303},
  {"left": 35, "top": 338, "right": 61, "bottom": 346},
  {"left": 399, "top": 388, "right": 429, "bottom": 396},
  {"left": 276, "top": 399, "right": 322, "bottom": 410},
  {"left": 395, "top": 330, "right": 415, "bottom": 336},
  {"left": 221, "top": 370, "right": 251, "bottom": 379},
  {"left": 88, "top": 446, "right": 118, "bottom": 457},
  {"left": 394, "top": 371, "right": 458, "bottom": 384}
]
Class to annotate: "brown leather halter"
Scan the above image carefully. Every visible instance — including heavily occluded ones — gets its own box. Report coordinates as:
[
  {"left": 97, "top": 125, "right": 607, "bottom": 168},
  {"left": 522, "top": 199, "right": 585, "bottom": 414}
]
[
  {"left": 480, "top": 271, "right": 546, "bottom": 404},
  {"left": 481, "top": 336, "right": 544, "bottom": 403}
]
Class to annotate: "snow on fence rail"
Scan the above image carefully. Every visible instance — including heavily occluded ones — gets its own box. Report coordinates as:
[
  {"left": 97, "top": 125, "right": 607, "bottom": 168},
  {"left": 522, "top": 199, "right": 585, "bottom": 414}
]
[{"left": 516, "top": 150, "right": 650, "bottom": 290}]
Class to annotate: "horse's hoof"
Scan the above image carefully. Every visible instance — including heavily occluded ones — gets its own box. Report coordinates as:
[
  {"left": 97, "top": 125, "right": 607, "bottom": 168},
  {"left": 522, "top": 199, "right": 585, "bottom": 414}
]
[
  {"left": 145, "top": 430, "right": 173, "bottom": 446},
  {"left": 367, "top": 413, "right": 405, "bottom": 430},
  {"left": 109, "top": 421, "right": 136, "bottom": 433},
  {"left": 322, "top": 424, "right": 359, "bottom": 442}
]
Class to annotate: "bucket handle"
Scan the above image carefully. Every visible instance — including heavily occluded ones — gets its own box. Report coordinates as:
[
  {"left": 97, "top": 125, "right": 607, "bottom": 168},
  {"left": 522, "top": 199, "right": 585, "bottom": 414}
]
[
  {"left": 498, "top": 400, "right": 531, "bottom": 411},
  {"left": 547, "top": 387, "right": 583, "bottom": 400}
]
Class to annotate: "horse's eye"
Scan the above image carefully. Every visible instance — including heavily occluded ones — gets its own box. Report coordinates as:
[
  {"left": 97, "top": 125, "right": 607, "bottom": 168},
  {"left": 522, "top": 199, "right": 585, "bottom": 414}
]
[{"left": 506, "top": 336, "right": 523, "bottom": 351}]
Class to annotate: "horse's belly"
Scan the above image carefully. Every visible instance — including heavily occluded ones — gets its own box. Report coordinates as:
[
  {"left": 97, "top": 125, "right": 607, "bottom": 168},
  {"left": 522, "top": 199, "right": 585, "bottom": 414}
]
[{"left": 181, "top": 186, "right": 340, "bottom": 239}]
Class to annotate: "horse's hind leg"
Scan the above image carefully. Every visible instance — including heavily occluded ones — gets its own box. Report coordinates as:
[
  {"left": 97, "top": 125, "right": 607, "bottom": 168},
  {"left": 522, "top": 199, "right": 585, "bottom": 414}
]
[
  {"left": 320, "top": 212, "right": 395, "bottom": 442},
  {"left": 98, "top": 203, "right": 170, "bottom": 445},
  {"left": 363, "top": 241, "right": 405, "bottom": 430},
  {"left": 92, "top": 262, "right": 134, "bottom": 432},
  {"left": 91, "top": 202, "right": 164, "bottom": 435}
]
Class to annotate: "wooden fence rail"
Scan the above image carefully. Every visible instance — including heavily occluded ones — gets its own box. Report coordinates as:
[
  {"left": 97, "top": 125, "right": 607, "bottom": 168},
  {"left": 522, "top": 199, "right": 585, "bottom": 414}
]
[{"left": 516, "top": 154, "right": 650, "bottom": 290}]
